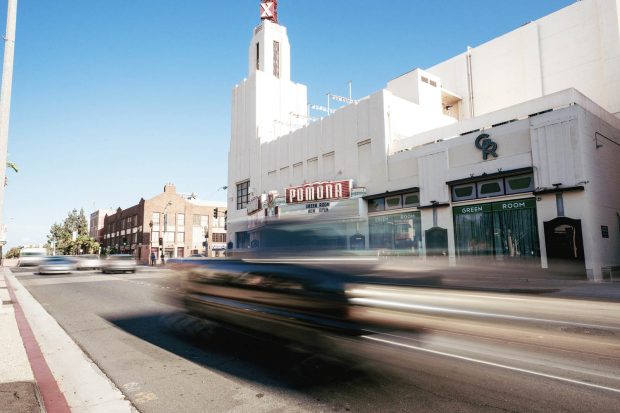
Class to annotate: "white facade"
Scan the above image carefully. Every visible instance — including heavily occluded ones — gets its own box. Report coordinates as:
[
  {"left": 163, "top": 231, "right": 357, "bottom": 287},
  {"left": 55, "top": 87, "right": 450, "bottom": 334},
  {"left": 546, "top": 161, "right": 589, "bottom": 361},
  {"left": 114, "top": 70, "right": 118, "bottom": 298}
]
[
  {"left": 228, "top": 0, "right": 620, "bottom": 280},
  {"left": 426, "top": 0, "right": 620, "bottom": 120}
]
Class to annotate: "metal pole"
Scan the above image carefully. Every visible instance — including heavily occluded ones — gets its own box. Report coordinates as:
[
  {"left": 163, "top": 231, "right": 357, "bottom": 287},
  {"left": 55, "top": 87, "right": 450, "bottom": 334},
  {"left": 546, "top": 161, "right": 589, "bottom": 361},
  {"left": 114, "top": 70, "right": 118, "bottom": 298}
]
[{"left": 0, "top": 0, "right": 18, "bottom": 236}]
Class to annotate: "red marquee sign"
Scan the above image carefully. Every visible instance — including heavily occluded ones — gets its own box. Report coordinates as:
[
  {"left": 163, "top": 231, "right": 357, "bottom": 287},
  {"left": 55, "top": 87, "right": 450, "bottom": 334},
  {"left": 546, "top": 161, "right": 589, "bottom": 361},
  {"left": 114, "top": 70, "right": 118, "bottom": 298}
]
[
  {"left": 260, "top": 1, "right": 277, "bottom": 23},
  {"left": 285, "top": 180, "right": 351, "bottom": 204}
]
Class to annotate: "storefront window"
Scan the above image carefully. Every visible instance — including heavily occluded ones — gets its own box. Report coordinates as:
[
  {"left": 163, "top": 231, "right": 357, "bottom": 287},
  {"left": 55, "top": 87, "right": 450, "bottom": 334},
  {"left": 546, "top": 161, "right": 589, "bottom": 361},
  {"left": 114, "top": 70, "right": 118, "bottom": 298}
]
[
  {"left": 453, "top": 198, "right": 539, "bottom": 259},
  {"left": 385, "top": 195, "right": 402, "bottom": 210},
  {"left": 403, "top": 193, "right": 420, "bottom": 207},
  {"left": 236, "top": 231, "right": 250, "bottom": 249},
  {"left": 368, "top": 191, "right": 420, "bottom": 211},
  {"left": 368, "top": 198, "right": 385, "bottom": 213},
  {"left": 369, "top": 212, "right": 421, "bottom": 253},
  {"left": 506, "top": 174, "right": 534, "bottom": 194},
  {"left": 452, "top": 184, "right": 476, "bottom": 201},
  {"left": 451, "top": 173, "right": 534, "bottom": 201},
  {"left": 477, "top": 179, "right": 504, "bottom": 198}
]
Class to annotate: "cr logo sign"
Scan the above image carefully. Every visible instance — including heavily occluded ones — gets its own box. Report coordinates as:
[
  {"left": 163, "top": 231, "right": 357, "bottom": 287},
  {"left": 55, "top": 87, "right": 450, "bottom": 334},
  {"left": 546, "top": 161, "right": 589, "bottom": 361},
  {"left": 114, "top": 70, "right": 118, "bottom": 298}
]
[{"left": 475, "top": 133, "right": 498, "bottom": 160}]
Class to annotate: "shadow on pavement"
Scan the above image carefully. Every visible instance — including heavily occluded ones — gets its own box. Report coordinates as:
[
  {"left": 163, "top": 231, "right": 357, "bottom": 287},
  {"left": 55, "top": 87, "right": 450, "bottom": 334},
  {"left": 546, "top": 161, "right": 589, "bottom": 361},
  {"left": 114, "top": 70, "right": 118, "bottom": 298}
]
[{"left": 106, "top": 311, "right": 376, "bottom": 391}]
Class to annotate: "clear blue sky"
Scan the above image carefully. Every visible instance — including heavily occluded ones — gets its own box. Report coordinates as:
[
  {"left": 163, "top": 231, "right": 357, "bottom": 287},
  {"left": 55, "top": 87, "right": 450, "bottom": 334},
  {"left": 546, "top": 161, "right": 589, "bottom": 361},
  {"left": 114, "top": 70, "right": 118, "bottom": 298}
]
[{"left": 1, "top": 0, "right": 574, "bottom": 248}]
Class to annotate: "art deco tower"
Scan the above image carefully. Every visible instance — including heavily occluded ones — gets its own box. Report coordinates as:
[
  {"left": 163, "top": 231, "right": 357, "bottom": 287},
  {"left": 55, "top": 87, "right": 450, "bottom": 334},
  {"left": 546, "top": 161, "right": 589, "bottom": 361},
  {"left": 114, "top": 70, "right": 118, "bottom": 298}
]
[{"left": 228, "top": 1, "right": 308, "bottom": 228}]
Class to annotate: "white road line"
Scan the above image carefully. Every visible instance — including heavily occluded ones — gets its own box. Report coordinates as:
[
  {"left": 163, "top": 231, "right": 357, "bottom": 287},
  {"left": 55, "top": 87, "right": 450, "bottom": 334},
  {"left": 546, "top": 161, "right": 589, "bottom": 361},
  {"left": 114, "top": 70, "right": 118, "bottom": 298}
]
[
  {"left": 363, "top": 335, "right": 620, "bottom": 394},
  {"left": 244, "top": 257, "right": 379, "bottom": 262},
  {"left": 351, "top": 297, "right": 620, "bottom": 331}
]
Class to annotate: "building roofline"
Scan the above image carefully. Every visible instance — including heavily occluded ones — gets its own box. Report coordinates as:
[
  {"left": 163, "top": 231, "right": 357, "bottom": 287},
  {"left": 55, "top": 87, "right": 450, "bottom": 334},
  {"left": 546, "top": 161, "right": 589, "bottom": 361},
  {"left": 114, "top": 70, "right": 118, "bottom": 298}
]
[{"left": 392, "top": 88, "right": 620, "bottom": 154}]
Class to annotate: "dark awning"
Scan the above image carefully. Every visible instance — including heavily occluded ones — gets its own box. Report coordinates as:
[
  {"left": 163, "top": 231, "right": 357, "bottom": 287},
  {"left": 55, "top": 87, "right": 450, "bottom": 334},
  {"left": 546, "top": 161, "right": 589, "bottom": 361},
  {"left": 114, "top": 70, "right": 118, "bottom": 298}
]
[
  {"left": 533, "top": 185, "right": 584, "bottom": 195},
  {"left": 446, "top": 167, "right": 533, "bottom": 186},
  {"left": 363, "top": 187, "right": 420, "bottom": 200},
  {"left": 418, "top": 202, "right": 450, "bottom": 210}
]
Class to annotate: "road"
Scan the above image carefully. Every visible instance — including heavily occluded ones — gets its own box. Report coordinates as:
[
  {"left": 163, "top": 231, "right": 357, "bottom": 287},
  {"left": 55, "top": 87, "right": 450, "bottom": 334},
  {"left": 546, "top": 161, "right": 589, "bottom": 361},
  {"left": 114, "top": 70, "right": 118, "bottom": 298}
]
[{"left": 12, "top": 267, "right": 620, "bottom": 412}]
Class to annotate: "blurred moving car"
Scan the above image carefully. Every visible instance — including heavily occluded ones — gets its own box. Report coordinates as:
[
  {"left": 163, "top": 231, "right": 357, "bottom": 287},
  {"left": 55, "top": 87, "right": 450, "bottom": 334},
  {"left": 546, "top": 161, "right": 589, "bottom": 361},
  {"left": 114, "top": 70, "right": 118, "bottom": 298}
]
[
  {"left": 18, "top": 247, "right": 47, "bottom": 267},
  {"left": 74, "top": 254, "right": 101, "bottom": 270},
  {"left": 170, "top": 258, "right": 369, "bottom": 348},
  {"left": 38, "top": 256, "right": 76, "bottom": 275},
  {"left": 101, "top": 254, "right": 137, "bottom": 274}
]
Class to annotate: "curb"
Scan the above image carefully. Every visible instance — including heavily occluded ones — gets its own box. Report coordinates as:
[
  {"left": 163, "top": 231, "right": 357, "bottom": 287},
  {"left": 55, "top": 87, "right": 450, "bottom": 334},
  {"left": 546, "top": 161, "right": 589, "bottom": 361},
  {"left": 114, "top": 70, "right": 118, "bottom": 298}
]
[
  {"left": 5, "top": 271, "right": 137, "bottom": 413},
  {"left": 4, "top": 273, "right": 71, "bottom": 413}
]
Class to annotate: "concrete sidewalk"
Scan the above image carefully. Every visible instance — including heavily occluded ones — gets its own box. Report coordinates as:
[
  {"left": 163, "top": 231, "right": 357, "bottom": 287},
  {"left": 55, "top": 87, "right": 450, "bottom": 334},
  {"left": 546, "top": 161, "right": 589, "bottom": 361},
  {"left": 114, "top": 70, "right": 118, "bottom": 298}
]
[
  {"left": 1, "top": 267, "right": 135, "bottom": 413},
  {"left": 359, "top": 258, "right": 620, "bottom": 301},
  {"left": 0, "top": 270, "right": 41, "bottom": 412}
]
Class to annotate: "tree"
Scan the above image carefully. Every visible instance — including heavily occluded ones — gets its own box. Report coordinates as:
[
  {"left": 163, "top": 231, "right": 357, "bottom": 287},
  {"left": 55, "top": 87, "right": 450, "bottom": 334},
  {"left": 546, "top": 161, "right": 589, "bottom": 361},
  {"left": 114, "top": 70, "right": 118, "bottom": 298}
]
[
  {"left": 5, "top": 161, "right": 17, "bottom": 186},
  {"left": 48, "top": 208, "right": 97, "bottom": 255},
  {"left": 5, "top": 246, "right": 20, "bottom": 258}
]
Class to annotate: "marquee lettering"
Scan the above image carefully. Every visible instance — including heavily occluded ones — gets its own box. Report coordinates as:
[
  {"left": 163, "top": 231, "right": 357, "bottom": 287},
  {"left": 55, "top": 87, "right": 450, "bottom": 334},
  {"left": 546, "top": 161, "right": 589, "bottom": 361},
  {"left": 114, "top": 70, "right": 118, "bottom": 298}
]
[{"left": 285, "top": 180, "right": 351, "bottom": 204}]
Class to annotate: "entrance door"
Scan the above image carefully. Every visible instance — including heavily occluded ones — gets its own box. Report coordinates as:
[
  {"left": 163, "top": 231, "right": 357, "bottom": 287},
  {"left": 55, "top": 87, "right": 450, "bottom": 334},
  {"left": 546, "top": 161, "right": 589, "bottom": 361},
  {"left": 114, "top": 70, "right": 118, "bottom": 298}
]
[
  {"left": 544, "top": 217, "right": 585, "bottom": 276},
  {"left": 425, "top": 227, "right": 448, "bottom": 256}
]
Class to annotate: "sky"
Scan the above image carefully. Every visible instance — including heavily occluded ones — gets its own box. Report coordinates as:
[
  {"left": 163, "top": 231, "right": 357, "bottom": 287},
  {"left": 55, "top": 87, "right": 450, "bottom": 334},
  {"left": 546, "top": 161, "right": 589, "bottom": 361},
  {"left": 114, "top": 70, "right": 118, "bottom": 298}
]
[{"left": 0, "top": 0, "right": 575, "bottom": 248}]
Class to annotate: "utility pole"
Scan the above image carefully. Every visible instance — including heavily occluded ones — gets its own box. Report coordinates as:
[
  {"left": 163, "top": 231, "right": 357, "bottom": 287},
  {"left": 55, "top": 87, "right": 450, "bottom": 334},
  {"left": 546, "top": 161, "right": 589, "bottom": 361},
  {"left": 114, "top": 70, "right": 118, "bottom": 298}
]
[{"left": 0, "top": 0, "right": 18, "bottom": 241}]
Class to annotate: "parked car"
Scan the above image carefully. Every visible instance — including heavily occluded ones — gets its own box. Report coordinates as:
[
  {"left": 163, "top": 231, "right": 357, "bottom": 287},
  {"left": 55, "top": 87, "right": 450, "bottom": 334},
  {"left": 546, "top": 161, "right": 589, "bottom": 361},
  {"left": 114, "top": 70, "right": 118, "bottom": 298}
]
[
  {"left": 73, "top": 254, "right": 101, "bottom": 270},
  {"left": 101, "top": 254, "right": 137, "bottom": 274},
  {"left": 38, "top": 256, "right": 76, "bottom": 275}
]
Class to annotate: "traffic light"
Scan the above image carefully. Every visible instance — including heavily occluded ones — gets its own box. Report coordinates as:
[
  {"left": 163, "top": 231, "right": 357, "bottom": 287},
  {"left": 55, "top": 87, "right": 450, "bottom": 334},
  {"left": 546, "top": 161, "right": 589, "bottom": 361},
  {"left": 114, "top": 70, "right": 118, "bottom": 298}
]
[
  {"left": 158, "top": 237, "right": 163, "bottom": 246},
  {"left": 122, "top": 237, "right": 127, "bottom": 246},
  {"left": 213, "top": 208, "right": 219, "bottom": 219}
]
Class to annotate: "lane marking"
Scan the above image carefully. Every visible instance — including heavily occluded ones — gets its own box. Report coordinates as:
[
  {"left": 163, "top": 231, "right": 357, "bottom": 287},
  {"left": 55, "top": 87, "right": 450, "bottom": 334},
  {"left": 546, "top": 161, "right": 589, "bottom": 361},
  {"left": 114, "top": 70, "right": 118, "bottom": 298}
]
[
  {"left": 371, "top": 330, "right": 620, "bottom": 381},
  {"left": 245, "top": 257, "right": 379, "bottom": 262},
  {"left": 351, "top": 297, "right": 620, "bottom": 331},
  {"left": 363, "top": 335, "right": 620, "bottom": 394}
]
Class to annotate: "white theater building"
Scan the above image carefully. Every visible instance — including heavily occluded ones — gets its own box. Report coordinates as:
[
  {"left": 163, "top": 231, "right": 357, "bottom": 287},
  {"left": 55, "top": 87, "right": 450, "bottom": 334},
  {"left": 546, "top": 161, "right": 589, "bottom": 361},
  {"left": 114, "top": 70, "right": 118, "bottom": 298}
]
[{"left": 228, "top": 0, "right": 620, "bottom": 280}]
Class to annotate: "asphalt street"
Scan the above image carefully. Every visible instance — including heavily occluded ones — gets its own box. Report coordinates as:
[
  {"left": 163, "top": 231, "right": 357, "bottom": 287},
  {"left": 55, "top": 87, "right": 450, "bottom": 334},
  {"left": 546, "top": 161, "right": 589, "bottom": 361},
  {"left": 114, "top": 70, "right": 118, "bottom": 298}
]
[{"left": 13, "top": 267, "right": 620, "bottom": 412}]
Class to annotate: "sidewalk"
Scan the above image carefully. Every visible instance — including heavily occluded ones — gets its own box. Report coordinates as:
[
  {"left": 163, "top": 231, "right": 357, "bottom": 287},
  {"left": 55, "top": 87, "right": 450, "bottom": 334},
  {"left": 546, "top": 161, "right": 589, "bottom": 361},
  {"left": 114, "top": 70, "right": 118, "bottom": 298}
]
[
  {"left": 0, "top": 269, "right": 40, "bottom": 412},
  {"left": 362, "top": 257, "right": 620, "bottom": 301},
  {"left": 1, "top": 267, "right": 135, "bottom": 413}
]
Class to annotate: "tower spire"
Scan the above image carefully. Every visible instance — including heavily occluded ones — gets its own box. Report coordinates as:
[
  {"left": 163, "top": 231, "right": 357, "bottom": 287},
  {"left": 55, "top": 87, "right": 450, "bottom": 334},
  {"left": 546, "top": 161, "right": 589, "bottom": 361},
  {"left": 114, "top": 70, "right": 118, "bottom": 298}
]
[{"left": 260, "top": 0, "right": 278, "bottom": 23}]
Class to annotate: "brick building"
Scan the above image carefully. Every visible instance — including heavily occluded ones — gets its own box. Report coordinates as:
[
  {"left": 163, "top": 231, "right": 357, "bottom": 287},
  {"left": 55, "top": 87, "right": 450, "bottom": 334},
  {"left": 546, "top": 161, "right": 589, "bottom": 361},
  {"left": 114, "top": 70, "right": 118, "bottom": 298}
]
[{"left": 101, "top": 184, "right": 227, "bottom": 264}]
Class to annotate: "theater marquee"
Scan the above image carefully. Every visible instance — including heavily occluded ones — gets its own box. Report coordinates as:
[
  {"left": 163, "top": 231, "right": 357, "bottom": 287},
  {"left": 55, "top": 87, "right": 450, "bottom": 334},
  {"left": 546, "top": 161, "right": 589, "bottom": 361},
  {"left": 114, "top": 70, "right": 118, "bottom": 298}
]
[{"left": 285, "top": 180, "right": 352, "bottom": 204}]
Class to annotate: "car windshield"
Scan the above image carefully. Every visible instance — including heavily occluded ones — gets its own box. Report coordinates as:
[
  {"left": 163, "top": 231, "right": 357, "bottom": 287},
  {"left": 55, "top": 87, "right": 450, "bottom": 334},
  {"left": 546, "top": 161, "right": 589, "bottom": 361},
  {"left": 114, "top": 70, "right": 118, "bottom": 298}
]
[
  {"left": 22, "top": 252, "right": 45, "bottom": 257},
  {"left": 48, "top": 257, "right": 70, "bottom": 263}
]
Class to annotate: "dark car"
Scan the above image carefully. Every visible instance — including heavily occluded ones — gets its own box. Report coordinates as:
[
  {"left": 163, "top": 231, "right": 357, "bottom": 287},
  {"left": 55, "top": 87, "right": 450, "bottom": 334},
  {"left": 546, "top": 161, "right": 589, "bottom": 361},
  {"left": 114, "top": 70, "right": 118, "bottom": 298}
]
[{"left": 170, "top": 258, "right": 368, "bottom": 348}]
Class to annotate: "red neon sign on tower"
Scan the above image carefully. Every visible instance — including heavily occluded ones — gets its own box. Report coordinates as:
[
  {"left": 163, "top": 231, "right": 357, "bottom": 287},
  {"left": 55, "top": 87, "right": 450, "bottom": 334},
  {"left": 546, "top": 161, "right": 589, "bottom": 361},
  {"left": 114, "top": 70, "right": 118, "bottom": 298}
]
[{"left": 260, "top": 0, "right": 278, "bottom": 23}]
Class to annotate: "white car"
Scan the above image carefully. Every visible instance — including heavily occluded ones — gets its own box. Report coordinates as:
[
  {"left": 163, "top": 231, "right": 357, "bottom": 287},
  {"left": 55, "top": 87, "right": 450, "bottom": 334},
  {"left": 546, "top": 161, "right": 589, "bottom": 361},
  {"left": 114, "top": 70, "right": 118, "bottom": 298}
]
[
  {"left": 18, "top": 248, "right": 47, "bottom": 267},
  {"left": 38, "top": 256, "right": 76, "bottom": 275},
  {"left": 74, "top": 254, "right": 101, "bottom": 270},
  {"left": 102, "top": 254, "right": 137, "bottom": 274}
]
